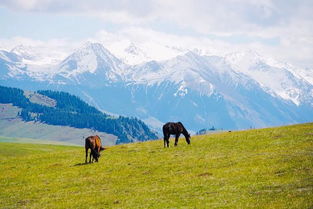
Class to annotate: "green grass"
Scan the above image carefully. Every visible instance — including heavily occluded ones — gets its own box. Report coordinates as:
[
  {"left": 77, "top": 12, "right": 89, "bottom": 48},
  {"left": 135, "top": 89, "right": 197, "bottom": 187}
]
[
  {"left": 0, "top": 136, "right": 76, "bottom": 145},
  {"left": 0, "top": 123, "right": 312, "bottom": 208}
]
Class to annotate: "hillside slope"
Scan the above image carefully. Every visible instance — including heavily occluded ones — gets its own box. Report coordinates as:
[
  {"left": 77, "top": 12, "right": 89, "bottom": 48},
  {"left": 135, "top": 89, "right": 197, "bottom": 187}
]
[
  {"left": 0, "top": 104, "right": 117, "bottom": 146},
  {"left": 0, "top": 123, "right": 312, "bottom": 208},
  {"left": 0, "top": 85, "right": 158, "bottom": 144}
]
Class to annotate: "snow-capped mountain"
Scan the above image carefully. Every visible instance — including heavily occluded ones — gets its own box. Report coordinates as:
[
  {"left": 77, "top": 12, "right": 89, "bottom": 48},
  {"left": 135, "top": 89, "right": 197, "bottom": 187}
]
[
  {"left": 11, "top": 45, "right": 36, "bottom": 61},
  {"left": 10, "top": 44, "right": 66, "bottom": 66},
  {"left": 56, "top": 42, "right": 126, "bottom": 85},
  {"left": 1, "top": 42, "right": 312, "bottom": 131},
  {"left": 225, "top": 51, "right": 313, "bottom": 106},
  {"left": 120, "top": 42, "right": 151, "bottom": 65},
  {"left": 0, "top": 49, "right": 27, "bottom": 79}
]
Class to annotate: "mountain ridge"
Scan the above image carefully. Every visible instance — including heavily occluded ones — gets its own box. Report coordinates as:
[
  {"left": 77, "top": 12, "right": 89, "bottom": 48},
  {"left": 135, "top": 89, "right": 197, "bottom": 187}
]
[{"left": 1, "top": 42, "right": 312, "bottom": 131}]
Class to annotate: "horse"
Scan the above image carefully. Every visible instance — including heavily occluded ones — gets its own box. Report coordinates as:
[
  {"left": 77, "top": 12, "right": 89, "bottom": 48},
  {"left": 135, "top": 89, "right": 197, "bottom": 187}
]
[
  {"left": 162, "top": 122, "right": 191, "bottom": 147},
  {"left": 85, "top": 135, "right": 105, "bottom": 163}
]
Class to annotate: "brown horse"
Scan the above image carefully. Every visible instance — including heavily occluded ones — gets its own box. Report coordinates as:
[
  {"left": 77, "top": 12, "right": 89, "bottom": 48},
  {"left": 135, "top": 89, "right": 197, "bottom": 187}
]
[
  {"left": 85, "top": 135, "right": 105, "bottom": 163},
  {"left": 162, "top": 122, "right": 191, "bottom": 147}
]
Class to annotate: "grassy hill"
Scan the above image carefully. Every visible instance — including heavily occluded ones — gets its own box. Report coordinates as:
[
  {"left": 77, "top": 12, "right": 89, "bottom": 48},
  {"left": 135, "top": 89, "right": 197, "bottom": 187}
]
[
  {"left": 0, "top": 103, "right": 117, "bottom": 145},
  {"left": 0, "top": 123, "right": 312, "bottom": 208},
  {"left": 0, "top": 85, "right": 158, "bottom": 144}
]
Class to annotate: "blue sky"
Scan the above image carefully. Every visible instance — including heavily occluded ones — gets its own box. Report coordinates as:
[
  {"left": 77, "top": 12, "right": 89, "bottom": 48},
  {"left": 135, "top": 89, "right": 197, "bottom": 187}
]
[
  {"left": 0, "top": 7, "right": 117, "bottom": 40},
  {"left": 0, "top": 4, "right": 281, "bottom": 45},
  {"left": 0, "top": 0, "right": 312, "bottom": 67}
]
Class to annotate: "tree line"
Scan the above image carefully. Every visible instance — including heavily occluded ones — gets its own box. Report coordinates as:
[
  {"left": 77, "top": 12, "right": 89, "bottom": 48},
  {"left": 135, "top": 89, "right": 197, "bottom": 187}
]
[{"left": 0, "top": 85, "right": 157, "bottom": 143}]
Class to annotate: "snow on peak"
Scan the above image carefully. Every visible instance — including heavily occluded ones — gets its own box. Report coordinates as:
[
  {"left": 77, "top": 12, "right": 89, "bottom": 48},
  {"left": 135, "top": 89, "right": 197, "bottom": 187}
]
[
  {"left": 225, "top": 50, "right": 313, "bottom": 105},
  {"left": 9, "top": 44, "right": 67, "bottom": 66},
  {"left": 2, "top": 42, "right": 312, "bottom": 106},
  {"left": 0, "top": 50, "right": 21, "bottom": 63},
  {"left": 60, "top": 42, "right": 117, "bottom": 72},
  {"left": 81, "top": 42, "right": 110, "bottom": 55},
  {"left": 10, "top": 45, "right": 35, "bottom": 60},
  {"left": 78, "top": 42, "right": 118, "bottom": 61},
  {"left": 225, "top": 50, "right": 264, "bottom": 71},
  {"left": 125, "top": 43, "right": 142, "bottom": 56},
  {"left": 121, "top": 42, "right": 150, "bottom": 65},
  {"left": 56, "top": 42, "right": 126, "bottom": 82}
]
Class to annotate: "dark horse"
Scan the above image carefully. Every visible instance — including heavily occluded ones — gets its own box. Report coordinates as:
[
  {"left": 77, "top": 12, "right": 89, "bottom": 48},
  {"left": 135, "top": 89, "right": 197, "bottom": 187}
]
[
  {"left": 85, "top": 135, "right": 105, "bottom": 163},
  {"left": 162, "top": 122, "right": 191, "bottom": 147}
]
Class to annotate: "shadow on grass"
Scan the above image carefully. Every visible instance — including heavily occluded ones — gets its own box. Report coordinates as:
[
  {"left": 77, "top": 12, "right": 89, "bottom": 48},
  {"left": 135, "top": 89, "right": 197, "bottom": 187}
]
[{"left": 73, "top": 162, "right": 90, "bottom": 166}]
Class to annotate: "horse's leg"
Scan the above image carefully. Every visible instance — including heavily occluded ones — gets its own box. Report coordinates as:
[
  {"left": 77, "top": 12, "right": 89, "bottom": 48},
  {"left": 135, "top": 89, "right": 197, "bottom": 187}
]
[
  {"left": 166, "top": 134, "right": 170, "bottom": 147},
  {"left": 164, "top": 137, "right": 167, "bottom": 148},
  {"left": 164, "top": 133, "right": 169, "bottom": 148},
  {"left": 174, "top": 134, "right": 180, "bottom": 146},
  {"left": 89, "top": 152, "right": 92, "bottom": 163},
  {"left": 96, "top": 147, "right": 100, "bottom": 162},
  {"left": 85, "top": 147, "right": 88, "bottom": 164}
]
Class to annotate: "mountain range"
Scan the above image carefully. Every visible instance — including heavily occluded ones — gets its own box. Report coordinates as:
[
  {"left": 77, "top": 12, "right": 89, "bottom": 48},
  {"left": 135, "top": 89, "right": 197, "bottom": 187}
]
[{"left": 1, "top": 42, "right": 313, "bottom": 132}]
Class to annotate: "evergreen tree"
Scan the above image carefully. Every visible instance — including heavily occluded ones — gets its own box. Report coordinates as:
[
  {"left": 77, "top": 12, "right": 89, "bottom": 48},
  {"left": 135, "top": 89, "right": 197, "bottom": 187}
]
[{"left": 0, "top": 85, "right": 158, "bottom": 143}]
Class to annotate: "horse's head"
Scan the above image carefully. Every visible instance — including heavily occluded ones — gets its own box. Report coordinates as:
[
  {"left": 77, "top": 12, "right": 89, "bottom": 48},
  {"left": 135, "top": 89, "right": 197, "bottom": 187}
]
[
  {"left": 92, "top": 151, "right": 101, "bottom": 162},
  {"left": 186, "top": 133, "right": 191, "bottom": 144}
]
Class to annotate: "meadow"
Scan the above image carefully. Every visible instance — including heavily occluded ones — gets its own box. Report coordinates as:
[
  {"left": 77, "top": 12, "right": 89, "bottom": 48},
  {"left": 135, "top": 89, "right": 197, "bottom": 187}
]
[{"left": 0, "top": 123, "right": 312, "bottom": 208}]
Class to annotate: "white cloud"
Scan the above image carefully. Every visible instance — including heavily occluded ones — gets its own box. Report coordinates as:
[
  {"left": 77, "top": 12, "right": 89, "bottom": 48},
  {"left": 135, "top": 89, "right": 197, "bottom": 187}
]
[
  {"left": 0, "top": 0, "right": 312, "bottom": 67},
  {"left": 88, "top": 26, "right": 313, "bottom": 68},
  {"left": 2, "top": 0, "right": 312, "bottom": 37}
]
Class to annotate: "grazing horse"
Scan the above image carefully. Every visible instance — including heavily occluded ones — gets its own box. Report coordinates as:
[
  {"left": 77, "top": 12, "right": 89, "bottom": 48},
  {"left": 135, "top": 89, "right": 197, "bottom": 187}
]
[
  {"left": 85, "top": 135, "right": 105, "bottom": 163},
  {"left": 162, "top": 122, "right": 191, "bottom": 147}
]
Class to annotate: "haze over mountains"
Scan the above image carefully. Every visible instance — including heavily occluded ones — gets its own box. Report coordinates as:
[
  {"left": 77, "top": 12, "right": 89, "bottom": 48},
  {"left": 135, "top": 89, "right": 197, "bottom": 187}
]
[{"left": 1, "top": 42, "right": 313, "bottom": 132}]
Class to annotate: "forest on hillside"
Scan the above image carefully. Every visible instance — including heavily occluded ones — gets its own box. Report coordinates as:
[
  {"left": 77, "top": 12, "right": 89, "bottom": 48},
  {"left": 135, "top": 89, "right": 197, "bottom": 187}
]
[{"left": 0, "top": 85, "right": 158, "bottom": 143}]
